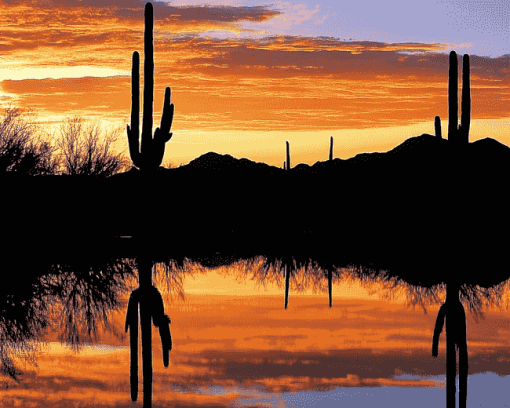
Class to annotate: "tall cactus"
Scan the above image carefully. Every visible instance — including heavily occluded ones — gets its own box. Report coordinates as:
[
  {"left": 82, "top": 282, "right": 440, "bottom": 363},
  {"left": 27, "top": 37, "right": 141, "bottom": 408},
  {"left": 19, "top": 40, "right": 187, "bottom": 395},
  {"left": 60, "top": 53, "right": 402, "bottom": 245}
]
[
  {"left": 447, "top": 51, "right": 471, "bottom": 145},
  {"left": 459, "top": 54, "right": 471, "bottom": 144},
  {"left": 432, "top": 281, "right": 468, "bottom": 408},
  {"left": 329, "top": 137, "right": 334, "bottom": 161},
  {"left": 448, "top": 51, "right": 458, "bottom": 143},
  {"left": 127, "top": 2, "right": 174, "bottom": 171},
  {"left": 435, "top": 116, "right": 442, "bottom": 139}
]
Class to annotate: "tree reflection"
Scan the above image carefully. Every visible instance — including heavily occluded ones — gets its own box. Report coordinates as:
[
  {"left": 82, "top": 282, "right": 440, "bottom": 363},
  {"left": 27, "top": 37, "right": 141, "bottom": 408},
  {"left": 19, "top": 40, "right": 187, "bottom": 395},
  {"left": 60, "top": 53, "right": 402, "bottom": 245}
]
[
  {"left": 43, "top": 258, "right": 137, "bottom": 350},
  {"left": 1, "top": 257, "right": 137, "bottom": 383},
  {"left": 0, "top": 254, "right": 206, "bottom": 388},
  {"left": 346, "top": 265, "right": 510, "bottom": 318}
]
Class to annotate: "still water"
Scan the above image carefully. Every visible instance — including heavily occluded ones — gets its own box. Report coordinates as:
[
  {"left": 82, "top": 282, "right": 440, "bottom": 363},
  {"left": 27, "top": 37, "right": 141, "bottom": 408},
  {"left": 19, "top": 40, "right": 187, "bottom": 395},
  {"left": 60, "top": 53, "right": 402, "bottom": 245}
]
[{"left": 1, "top": 260, "right": 510, "bottom": 407}]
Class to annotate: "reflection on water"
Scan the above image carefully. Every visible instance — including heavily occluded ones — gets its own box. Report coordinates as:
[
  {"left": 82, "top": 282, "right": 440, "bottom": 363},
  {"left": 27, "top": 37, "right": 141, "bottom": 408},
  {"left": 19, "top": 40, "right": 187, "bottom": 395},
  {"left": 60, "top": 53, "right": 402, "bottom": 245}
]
[{"left": 1, "top": 254, "right": 510, "bottom": 407}]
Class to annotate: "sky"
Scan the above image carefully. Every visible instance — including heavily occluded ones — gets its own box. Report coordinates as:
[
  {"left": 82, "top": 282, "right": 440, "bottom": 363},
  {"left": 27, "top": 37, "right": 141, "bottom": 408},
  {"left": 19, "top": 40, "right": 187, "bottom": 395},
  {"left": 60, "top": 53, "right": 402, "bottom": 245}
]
[{"left": 0, "top": 0, "right": 508, "bottom": 166}]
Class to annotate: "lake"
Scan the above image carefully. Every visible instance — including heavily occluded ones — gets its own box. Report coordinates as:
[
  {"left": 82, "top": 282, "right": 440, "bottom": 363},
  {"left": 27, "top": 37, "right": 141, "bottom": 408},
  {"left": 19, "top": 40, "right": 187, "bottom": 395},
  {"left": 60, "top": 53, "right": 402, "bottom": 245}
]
[{"left": 1, "top": 261, "right": 509, "bottom": 407}]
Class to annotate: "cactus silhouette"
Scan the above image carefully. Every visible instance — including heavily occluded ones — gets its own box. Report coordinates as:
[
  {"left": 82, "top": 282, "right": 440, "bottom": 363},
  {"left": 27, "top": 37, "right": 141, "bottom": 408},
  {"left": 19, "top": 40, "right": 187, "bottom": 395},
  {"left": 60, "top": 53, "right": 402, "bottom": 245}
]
[
  {"left": 284, "top": 261, "right": 290, "bottom": 309},
  {"left": 432, "top": 283, "right": 468, "bottom": 408},
  {"left": 435, "top": 116, "right": 442, "bottom": 139},
  {"left": 329, "top": 137, "right": 334, "bottom": 160},
  {"left": 447, "top": 51, "right": 470, "bottom": 145},
  {"left": 448, "top": 51, "right": 458, "bottom": 143},
  {"left": 126, "top": 2, "right": 174, "bottom": 171},
  {"left": 328, "top": 268, "right": 332, "bottom": 307},
  {"left": 459, "top": 54, "right": 471, "bottom": 144},
  {"left": 285, "top": 141, "right": 291, "bottom": 170}
]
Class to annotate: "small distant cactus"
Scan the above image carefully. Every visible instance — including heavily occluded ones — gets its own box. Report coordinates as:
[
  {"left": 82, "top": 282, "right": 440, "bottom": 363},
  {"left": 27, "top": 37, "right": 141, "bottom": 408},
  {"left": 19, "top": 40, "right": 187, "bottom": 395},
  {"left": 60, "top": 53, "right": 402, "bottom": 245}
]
[
  {"left": 328, "top": 269, "right": 332, "bottom": 307},
  {"left": 284, "top": 261, "right": 290, "bottom": 309},
  {"left": 435, "top": 116, "right": 442, "bottom": 139},
  {"left": 329, "top": 137, "right": 334, "bottom": 161},
  {"left": 126, "top": 2, "right": 174, "bottom": 172},
  {"left": 448, "top": 51, "right": 471, "bottom": 144},
  {"left": 285, "top": 141, "right": 290, "bottom": 170}
]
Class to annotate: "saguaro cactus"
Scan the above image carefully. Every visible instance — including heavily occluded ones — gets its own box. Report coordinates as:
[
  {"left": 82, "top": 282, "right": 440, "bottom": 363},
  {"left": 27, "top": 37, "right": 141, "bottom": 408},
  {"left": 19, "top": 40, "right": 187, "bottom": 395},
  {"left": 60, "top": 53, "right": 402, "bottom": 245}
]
[
  {"left": 448, "top": 51, "right": 458, "bottom": 143},
  {"left": 435, "top": 116, "right": 442, "bottom": 139},
  {"left": 459, "top": 54, "right": 471, "bottom": 144},
  {"left": 285, "top": 141, "right": 291, "bottom": 170},
  {"left": 432, "top": 282, "right": 468, "bottom": 408},
  {"left": 329, "top": 137, "right": 334, "bottom": 161},
  {"left": 447, "top": 51, "right": 471, "bottom": 145},
  {"left": 328, "top": 269, "right": 332, "bottom": 307},
  {"left": 125, "top": 259, "right": 173, "bottom": 407},
  {"left": 127, "top": 2, "right": 175, "bottom": 171},
  {"left": 284, "top": 261, "right": 290, "bottom": 309}
]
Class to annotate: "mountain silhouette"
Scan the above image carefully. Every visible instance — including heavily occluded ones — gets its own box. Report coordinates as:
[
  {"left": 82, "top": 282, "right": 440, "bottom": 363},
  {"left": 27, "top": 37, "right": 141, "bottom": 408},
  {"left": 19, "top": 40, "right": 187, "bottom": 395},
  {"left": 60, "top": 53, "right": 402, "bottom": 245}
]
[{"left": 3, "top": 133, "right": 510, "bottom": 288}]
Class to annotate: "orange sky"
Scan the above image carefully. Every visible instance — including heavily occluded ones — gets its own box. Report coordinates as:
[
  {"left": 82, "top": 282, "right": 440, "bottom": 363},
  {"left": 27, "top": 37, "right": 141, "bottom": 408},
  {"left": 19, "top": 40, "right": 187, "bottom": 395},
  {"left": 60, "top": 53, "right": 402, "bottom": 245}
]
[{"left": 0, "top": 1, "right": 508, "bottom": 167}]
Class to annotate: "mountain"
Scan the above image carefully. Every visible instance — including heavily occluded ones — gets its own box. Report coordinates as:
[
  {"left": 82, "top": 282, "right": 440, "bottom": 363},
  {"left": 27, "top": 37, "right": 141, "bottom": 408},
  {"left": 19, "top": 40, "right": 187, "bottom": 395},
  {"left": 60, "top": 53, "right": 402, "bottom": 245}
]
[{"left": 4, "top": 134, "right": 510, "bottom": 288}]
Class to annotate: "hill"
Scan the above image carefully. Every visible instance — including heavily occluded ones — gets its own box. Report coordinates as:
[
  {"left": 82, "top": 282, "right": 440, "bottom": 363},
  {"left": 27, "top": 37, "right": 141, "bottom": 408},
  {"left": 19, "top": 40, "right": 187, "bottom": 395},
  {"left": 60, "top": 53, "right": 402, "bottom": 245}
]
[{"left": 3, "top": 134, "right": 510, "bottom": 288}]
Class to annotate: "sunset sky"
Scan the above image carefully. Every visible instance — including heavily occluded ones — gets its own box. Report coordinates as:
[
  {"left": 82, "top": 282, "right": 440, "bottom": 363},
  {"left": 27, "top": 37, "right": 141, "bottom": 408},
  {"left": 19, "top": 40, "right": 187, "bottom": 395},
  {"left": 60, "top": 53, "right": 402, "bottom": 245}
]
[{"left": 0, "top": 0, "right": 508, "bottom": 166}]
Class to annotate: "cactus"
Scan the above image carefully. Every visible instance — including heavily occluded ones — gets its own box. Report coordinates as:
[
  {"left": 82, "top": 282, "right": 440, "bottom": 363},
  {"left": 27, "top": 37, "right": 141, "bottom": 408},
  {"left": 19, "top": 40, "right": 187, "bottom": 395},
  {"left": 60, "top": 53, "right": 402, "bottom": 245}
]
[
  {"left": 435, "top": 116, "right": 442, "bottom": 139},
  {"left": 328, "top": 269, "right": 332, "bottom": 307},
  {"left": 448, "top": 51, "right": 458, "bottom": 143},
  {"left": 447, "top": 51, "right": 471, "bottom": 145},
  {"left": 329, "top": 137, "right": 334, "bottom": 160},
  {"left": 283, "top": 161, "right": 286, "bottom": 170},
  {"left": 284, "top": 261, "right": 290, "bottom": 309},
  {"left": 432, "top": 282, "right": 468, "bottom": 408},
  {"left": 286, "top": 141, "right": 290, "bottom": 170},
  {"left": 459, "top": 54, "right": 471, "bottom": 144},
  {"left": 126, "top": 2, "right": 174, "bottom": 172}
]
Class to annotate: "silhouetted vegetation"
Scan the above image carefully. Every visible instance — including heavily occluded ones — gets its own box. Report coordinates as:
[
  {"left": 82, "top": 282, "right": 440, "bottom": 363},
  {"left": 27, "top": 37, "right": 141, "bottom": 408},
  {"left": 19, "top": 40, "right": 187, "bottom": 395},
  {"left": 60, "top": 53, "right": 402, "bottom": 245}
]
[
  {"left": 0, "top": 106, "right": 131, "bottom": 177},
  {"left": 56, "top": 116, "right": 129, "bottom": 176},
  {"left": 0, "top": 106, "right": 59, "bottom": 175},
  {"left": 448, "top": 51, "right": 471, "bottom": 145},
  {"left": 435, "top": 116, "right": 442, "bottom": 138},
  {"left": 126, "top": 3, "right": 174, "bottom": 173}
]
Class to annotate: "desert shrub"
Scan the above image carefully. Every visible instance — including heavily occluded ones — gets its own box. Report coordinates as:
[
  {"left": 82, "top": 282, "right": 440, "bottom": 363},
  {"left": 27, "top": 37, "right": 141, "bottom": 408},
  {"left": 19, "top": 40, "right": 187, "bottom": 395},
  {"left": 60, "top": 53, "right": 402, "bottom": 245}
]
[
  {"left": 56, "top": 116, "right": 130, "bottom": 177},
  {"left": 0, "top": 106, "right": 59, "bottom": 175}
]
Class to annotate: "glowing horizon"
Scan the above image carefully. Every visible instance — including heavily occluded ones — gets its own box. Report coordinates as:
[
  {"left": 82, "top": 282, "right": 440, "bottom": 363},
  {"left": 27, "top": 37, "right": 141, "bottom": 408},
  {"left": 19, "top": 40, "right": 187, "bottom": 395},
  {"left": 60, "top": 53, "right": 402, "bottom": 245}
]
[{"left": 0, "top": 0, "right": 508, "bottom": 168}]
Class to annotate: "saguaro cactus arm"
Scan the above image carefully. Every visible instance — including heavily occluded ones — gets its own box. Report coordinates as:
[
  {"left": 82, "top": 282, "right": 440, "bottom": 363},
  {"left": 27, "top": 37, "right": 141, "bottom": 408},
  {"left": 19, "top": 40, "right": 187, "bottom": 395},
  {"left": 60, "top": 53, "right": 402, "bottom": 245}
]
[
  {"left": 460, "top": 54, "right": 471, "bottom": 143},
  {"left": 127, "top": 51, "right": 142, "bottom": 169},
  {"left": 448, "top": 51, "right": 458, "bottom": 143},
  {"left": 151, "top": 87, "right": 174, "bottom": 167},
  {"left": 432, "top": 302, "right": 446, "bottom": 357},
  {"left": 125, "top": 289, "right": 141, "bottom": 401}
]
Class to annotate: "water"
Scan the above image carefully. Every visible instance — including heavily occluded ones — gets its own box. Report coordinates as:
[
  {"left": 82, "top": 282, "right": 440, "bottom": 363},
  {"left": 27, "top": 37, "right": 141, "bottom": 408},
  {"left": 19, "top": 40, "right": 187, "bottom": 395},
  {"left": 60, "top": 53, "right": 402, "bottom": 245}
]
[{"left": 1, "top": 261, "right": 509, "bottom": 407}]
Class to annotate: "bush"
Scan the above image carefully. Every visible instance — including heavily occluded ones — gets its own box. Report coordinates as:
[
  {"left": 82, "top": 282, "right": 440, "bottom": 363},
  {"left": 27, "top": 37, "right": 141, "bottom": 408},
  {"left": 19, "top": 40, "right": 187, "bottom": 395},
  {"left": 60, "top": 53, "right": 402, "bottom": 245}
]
[
  {"left": 56, "top": 117, "right": 130, "bottom": 177},
  {"left": 0, "top": 106, "right": 59, "bottom": 175}
]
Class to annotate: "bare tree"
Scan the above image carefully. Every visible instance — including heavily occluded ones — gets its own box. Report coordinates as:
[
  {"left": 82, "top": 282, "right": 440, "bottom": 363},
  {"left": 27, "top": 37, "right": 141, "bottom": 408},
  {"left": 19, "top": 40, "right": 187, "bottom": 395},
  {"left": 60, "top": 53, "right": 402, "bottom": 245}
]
[
  {"left": 57, "top": 117, "right": 130, "bottom": 177},
  {"left": 0, "top": 106, "right": 59, "bottom": 175}
]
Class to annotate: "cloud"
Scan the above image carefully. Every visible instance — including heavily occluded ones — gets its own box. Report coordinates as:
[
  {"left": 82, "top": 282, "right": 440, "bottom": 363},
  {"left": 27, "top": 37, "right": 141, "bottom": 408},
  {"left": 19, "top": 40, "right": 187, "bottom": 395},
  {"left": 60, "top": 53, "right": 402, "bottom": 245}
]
[
  {"left": 0, "top": 0, "right": 282, "bottom": 33},
  {"left": 0, "top": 1, "right": 508, "bottom": 133}
]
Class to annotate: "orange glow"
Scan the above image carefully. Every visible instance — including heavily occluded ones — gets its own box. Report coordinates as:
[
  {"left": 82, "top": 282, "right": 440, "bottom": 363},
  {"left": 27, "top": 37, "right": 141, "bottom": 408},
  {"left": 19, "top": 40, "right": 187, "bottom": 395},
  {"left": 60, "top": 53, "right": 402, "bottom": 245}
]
[{"left": 0, "top": 2, "right": 508, "bottom": 167}]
